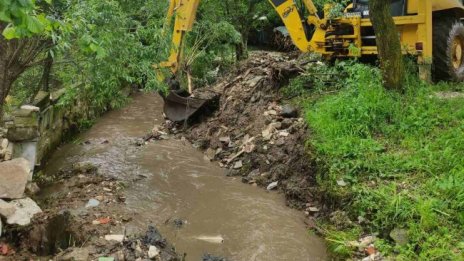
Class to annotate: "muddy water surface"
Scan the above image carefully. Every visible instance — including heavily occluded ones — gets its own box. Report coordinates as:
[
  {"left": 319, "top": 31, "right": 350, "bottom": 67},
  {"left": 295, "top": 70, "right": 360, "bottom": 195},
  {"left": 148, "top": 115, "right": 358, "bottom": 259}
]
[{"left": 43, "top": 92, "right": 327, "bottom": 261}]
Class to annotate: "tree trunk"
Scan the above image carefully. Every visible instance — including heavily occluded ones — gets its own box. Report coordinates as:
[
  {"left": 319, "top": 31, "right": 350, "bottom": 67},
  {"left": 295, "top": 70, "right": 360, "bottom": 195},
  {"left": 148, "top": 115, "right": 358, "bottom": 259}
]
[
  {"left": 369, "top": 0, "right": 405, "bottom": 91},
  {"left": 38, "top": 51, "right": 54, "bottom": 92},
  {"left": 235, "top": 39, "right": 248, "bottom": 61}
]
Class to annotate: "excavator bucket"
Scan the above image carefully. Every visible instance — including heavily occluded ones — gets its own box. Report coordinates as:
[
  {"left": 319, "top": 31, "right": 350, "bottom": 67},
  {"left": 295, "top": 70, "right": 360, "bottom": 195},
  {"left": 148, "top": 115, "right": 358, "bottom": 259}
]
[{"left": 162, "top": 90, "right": 209, "bottom": 122}]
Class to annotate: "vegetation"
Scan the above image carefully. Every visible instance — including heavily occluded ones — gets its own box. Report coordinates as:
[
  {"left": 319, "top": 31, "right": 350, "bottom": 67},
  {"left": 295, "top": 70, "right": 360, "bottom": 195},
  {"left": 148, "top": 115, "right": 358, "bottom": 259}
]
[{"left": 295, "top": 61, "right": 464, "bottom": 259}]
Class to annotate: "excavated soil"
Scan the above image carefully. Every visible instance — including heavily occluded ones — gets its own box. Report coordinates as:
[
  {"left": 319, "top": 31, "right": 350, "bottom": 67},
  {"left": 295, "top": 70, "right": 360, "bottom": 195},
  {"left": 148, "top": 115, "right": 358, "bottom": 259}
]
[
  {"left": 167, "top": 51, "right": 321, "bottom": 210},
  {"left": 1, "top": 164, "right": 182, "bottom": 261}
]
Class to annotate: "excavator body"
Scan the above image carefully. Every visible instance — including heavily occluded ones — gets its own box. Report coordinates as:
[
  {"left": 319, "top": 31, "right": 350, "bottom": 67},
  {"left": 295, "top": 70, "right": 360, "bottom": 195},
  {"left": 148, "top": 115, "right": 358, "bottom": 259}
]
[{"left": 157, "top": 0, "right": 464, "bottom": 121}]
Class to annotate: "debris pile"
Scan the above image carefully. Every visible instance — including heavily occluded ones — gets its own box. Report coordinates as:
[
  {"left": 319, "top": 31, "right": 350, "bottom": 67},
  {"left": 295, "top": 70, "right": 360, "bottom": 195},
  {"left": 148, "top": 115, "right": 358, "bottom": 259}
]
[
  {"left": 1, "top": 162, "right": 182, "bottom": 260},
  {"left": 168, "top": 51, "right": 319, "bottom": 209}
]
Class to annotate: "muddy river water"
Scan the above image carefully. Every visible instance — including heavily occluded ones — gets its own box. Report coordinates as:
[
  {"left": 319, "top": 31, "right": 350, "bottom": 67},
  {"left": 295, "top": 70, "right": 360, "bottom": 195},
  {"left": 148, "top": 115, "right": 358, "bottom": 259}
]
[{"left": 42, "top": 92, "right": 327, "bottom": 260}]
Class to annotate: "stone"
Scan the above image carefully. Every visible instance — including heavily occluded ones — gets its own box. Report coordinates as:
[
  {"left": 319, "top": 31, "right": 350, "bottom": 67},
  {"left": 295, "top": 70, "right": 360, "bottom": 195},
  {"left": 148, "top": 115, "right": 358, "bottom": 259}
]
[
  {"left": 267, "top": 181, "right": 278, "bottom": 190},
  {"left": 4, "top": 142, "right": 13, "bottom": 161},
  {"left": 280, "top": 118, "right": 293, "bottom": 129},
  {"left": 233, "top": 160, "right": 243, "bottom": 169},
  {"left": 359, "top": 235, "right": 376, "bottom": 249},
  {"left": 0, "top": 158, "right": 30, "bottom": 199},
  {"left": 104, "top": 234, "right": 125, "bottom": 242},
  {"left": 280, "top": 104, "right": 298, "bottom": 118},
  {"left": 148, "top": 245, "right": 160, "bottom": 259},
  {"left": 6, "top": 197, "right": 42, "bottom": 226},
  {"left": 0, "top": 199, "right": 16, "bottom": 217},
  {"left": 0, "top": 139, "right": 8, "bottom": 150},
  {"left": 308, "top": 207, "right": 319, "bottom": 212},
  {"left": 85, "top": 198, "right": 100, "bottom": 208},
  {"left": 219, "top": 136, "right": 231, "bottom": 144},
  {"left": 6, "top": 126, "right": 39, "bottom": 142},
  {"left": 20, "top": 105, "right": 40, "bottom": 112},
  {"left": 337, "top": 179, "right": 347, "bottom": 187},
  {"left": 58, "top": 248, "right": 90, "bottom": 261},
  {"left": 205, "top": 148, "right": 216, "bottom": 161},
  {"left": 261, "top": 129, "right": 273, "bottom": 141},
  {"left": 25, "top": 182, "right": 40, "bottom": 195},
  {"left": 390, "top": 228, "right": 409, "bottom": 246}
]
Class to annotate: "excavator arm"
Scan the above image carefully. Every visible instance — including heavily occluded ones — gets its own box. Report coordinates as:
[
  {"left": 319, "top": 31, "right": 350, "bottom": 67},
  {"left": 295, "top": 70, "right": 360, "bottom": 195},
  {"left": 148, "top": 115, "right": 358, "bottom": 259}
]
[
  {"left": 157, "top": 0, "right": 323, "bottom": 78},
  {"left": 156, "top": 0, "right": 325, "bottom": 121}
]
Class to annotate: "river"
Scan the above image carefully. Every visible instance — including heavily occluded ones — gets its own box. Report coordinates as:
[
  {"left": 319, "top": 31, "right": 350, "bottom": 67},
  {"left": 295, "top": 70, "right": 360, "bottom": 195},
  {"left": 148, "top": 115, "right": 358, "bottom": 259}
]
[{"left": 42, "top": 92, "right": 327, "bottom": 261}]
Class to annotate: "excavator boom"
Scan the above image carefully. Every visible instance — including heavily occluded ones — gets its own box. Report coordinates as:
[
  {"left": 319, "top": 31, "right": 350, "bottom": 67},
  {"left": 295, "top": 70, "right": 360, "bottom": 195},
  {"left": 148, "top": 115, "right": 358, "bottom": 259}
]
[
  {"left": 156, "top": 0, "right": 464, "bottom": 121},
  {"left": 156, "top": 0, "right": 319, "bottom": 121}
]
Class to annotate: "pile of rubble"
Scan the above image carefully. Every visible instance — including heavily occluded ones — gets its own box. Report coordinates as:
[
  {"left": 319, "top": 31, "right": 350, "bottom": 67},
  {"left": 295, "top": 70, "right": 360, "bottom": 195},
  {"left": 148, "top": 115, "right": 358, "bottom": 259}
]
[
  {"left": 166, "top": 51, "right": 320, "bottom": 209},
  {"left": 0, "top": 156, "right": 41, "bottom": 237}
]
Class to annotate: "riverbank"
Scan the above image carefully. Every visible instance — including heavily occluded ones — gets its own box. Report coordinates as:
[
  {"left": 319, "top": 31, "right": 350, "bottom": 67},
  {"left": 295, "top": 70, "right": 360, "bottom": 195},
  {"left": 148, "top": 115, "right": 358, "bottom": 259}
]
[{"left": 1, "top": 90, "right": 327, "bottom": 260}]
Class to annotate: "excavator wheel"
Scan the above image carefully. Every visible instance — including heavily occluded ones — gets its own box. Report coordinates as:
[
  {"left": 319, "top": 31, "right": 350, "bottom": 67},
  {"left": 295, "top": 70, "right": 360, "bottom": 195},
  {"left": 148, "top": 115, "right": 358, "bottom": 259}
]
[{"left": 433, "top": 16, "right": 464, "bottom": 82}]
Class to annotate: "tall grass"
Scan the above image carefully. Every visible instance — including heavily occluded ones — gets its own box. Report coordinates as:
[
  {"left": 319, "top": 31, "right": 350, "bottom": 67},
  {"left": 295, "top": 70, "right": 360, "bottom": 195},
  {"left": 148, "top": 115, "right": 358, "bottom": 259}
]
[{"left": 304, "top": 62, "right": 464, "bottom": 259}]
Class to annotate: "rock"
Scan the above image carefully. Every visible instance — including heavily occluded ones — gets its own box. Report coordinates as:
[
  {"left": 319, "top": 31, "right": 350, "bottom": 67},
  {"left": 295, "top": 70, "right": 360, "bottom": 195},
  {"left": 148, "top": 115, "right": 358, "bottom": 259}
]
[
  {"left": 205, "top": 148, "right": 216, "bottom": 161},
  {"left": 278, "top": 131, "right": 290, "bottom": 137},
  {"left": 0, "top": 158, "right": 30, "bottom": 199},
  {"left": 6, "top": 126, "right": 39, "bottom": 142},
  {"left": 3, "top": 142, "right": 13, "bottom": 161},
  {"left": 390, "top": 228, "right": 409, "bottom": 246},
  {"left": 219, "top": 136, "right": 231, "bottom": 144},
  {"left": 143, "top": 226, "right": 166, "bottom": 247},
  {"left": 195, "top": 235, "right": 224, "bottom": 244},
  {"left": 266, "top": 181, "right": 278, "bottom": 190},
  {"left": 261, "top": 129, "right": 273, "bottom": 141},
  {"left": 25, "top": 182, "right": 40, "bottom": 195},
  {"left": 104, "top": 234, "right": 125, "bottom": 242},
  {"left": 280, "top": 104, "right": 298, "bottom": 118},
  {"left": 0, "top": 199, "right": 15, "bottom": 217},
  {"left": 0, "top": 139, "right": 8, "bottom": 150},
  {"left": 233, "top": 160, "right": 243, "bottom": 169},
  {"left": 308, "top": 207, "right": 319, "bottom": 212},
  {"left": 6, "top": 197, "right": 42, "bottom": 226},
  {"left": 20, "top": 105, "right": 40, "bottom": 112},
  {"left": 280, "top": 119, "right": 293, "bottom": 129},
  {"left": 58, "top": 248, "right": 90, "bottom": 261},
  {"left": 359, "top": 235, "right": 376, "bottom": 249},
  {"left": 337, "top": 179, "right": 347, "bottom": 187},
  {"left": 148, "top": 245, "right": 160, "bottom": 259},
  {"left": 85, "top": 198, "right": 100, "bottom": 208}
]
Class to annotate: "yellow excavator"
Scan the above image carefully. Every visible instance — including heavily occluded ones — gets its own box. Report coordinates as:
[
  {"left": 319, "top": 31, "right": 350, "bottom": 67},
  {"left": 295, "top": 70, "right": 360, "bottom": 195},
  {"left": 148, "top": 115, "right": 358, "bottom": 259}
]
[{"left": 157, "top": 0, "right": 464, "bottom": 121}]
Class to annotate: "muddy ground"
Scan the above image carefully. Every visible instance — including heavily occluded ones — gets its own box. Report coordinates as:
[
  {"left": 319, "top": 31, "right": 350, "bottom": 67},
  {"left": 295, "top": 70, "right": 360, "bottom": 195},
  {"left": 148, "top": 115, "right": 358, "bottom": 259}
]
[
  {"left": 165, "top": 51, "right": 322, "bottom": 212},
  {"left": 0, "top": 163, "right": 183, "bottom": 261}
]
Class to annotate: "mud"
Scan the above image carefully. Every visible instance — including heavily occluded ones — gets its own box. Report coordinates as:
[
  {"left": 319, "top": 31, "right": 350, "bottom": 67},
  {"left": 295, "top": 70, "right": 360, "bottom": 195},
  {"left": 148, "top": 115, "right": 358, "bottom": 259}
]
[{"left": 168, "top": 51, "right": 320, "bottom": 211}]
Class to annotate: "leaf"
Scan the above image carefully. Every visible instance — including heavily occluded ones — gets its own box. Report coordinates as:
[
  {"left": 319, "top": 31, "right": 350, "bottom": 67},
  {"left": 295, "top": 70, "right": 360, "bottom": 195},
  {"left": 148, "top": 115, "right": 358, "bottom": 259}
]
[
  {"left": 26, "top": 16, "right": 44, "bottom": 34},
  {"left": 2, "top": 26, "right": 18, "bottom": 39}
]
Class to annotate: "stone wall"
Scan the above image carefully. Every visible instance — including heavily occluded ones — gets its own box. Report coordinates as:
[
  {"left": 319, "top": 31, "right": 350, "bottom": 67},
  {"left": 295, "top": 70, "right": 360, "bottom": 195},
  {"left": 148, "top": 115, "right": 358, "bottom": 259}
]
[{"left": 0, "top": 89, "right": 77, "bottom": 173}]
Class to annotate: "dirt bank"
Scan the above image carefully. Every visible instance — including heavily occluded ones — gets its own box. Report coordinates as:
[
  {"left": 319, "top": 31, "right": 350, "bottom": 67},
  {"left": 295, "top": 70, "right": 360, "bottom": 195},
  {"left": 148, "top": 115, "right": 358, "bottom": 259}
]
[
  {"left": 0, "top": 163, "right": 183, "bottom": 261},
  {"left": 165, "top": 51, "right": 321, "bottom": 211}
]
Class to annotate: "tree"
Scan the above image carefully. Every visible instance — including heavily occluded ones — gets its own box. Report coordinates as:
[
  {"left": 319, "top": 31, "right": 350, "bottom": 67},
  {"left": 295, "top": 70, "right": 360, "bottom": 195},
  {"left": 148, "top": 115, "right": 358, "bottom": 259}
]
[
  {"left": 0, "top": 0, "right": 55, "bottom": 120},
  {"left": 368, "top": 0, "right": 405, "bottom": 91}
]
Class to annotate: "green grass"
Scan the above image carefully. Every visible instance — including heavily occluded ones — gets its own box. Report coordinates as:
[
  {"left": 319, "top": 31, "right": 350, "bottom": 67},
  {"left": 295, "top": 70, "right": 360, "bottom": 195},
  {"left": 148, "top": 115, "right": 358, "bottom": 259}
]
[{"left": 303, "top": 62, "right": 464, "bottom": 260}]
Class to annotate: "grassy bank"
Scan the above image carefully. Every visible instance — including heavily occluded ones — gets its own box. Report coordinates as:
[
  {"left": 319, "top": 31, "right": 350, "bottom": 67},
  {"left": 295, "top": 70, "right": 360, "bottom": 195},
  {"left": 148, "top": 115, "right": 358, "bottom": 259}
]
[{"left": 298, "top": 62, "right": 464, "bottom": 259}]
